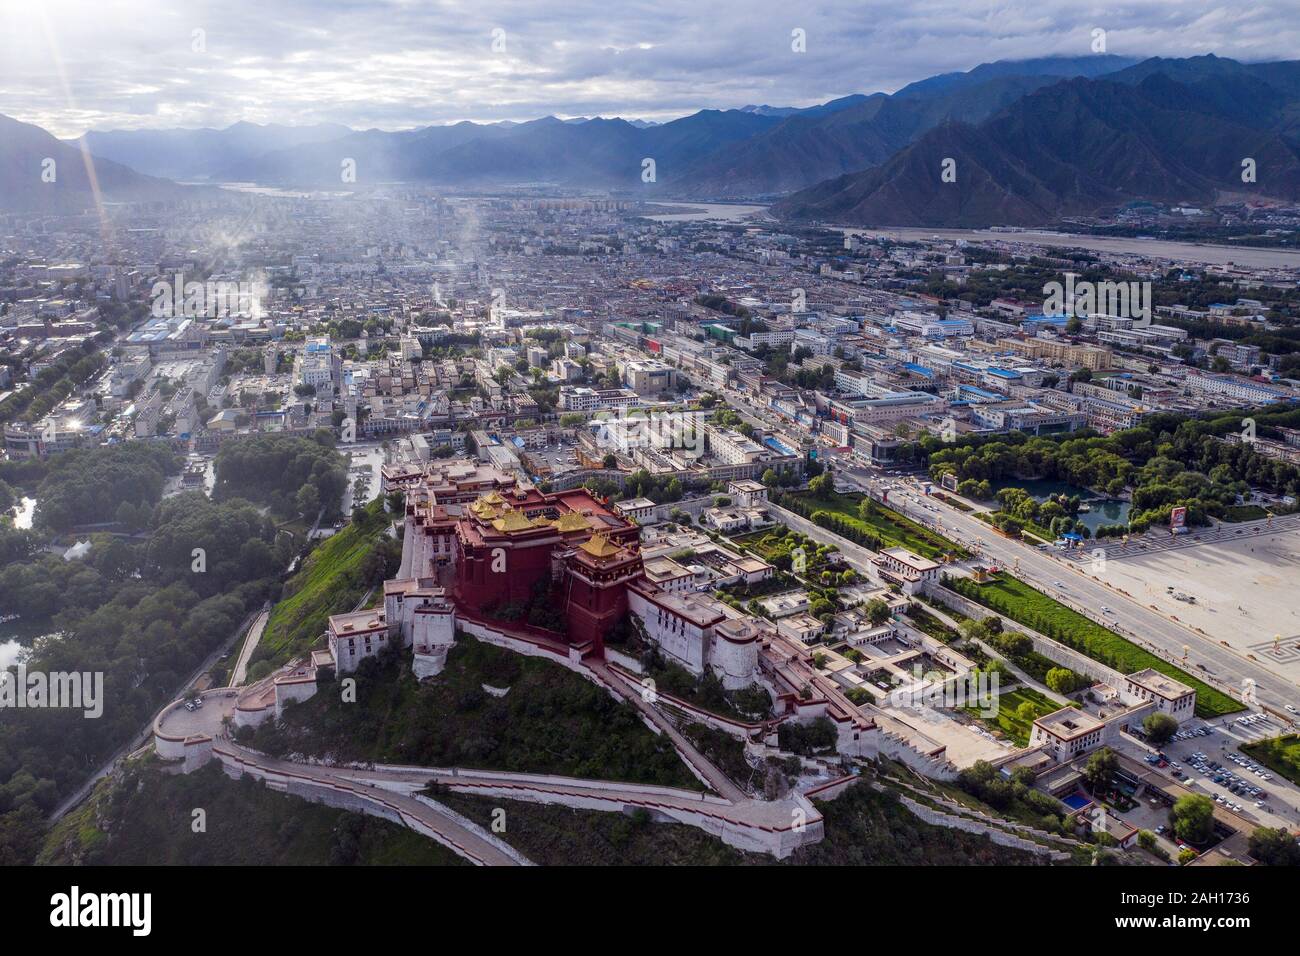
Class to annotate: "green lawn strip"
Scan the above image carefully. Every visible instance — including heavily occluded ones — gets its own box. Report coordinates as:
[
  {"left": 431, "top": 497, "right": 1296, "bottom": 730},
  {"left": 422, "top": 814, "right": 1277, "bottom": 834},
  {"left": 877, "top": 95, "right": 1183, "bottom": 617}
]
[
  {"left": 973, "top": 509, "right": 1055, "bottom": 543},
  {"left": 965, "top": 686, "right": 1060, "bottom": 746},
  {"left": 1240, "top": 735, "right": 1300, "bottom": 786},
  {"left": 932, "top": 492, "right": 973, "bottom": 512},
  {"left": 946, "top": 573, "right": 1241, "bottom": 718},
  {"left": 780, "top": 490, "right": 968, "bottom": 560},
  {"left": 1219, "top": 505, "right": 1269, "bottom": 523}
]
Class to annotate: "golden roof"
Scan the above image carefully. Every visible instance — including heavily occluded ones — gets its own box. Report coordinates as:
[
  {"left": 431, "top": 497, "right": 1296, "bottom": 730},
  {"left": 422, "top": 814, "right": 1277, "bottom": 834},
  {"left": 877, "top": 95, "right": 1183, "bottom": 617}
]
[
  {"left": 554, "top": 511, "right": 590, "bottom": 533},
  {"left": 491, "top": 508, "right": 536, "bottom": 533},
  {"left": 579, "top": 533, "right": 624, "bottom": 560},
  {"left": 469, "top": 490, "right": 514, "bottom": 521}
]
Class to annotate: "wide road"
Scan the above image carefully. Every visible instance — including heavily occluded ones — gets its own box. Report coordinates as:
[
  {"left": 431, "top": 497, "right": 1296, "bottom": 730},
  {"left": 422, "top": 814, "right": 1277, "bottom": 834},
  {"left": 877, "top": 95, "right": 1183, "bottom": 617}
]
[
  {"left": 215, "top": 742, "right": 527, "bottom": 866},
  {"left": 838, "top": 467, "right": 1299, "bottom": 716}
]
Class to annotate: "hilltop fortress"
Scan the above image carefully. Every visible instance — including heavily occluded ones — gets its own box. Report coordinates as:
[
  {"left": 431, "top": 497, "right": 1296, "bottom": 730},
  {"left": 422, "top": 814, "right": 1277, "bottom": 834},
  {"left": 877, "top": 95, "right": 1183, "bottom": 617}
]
[{"left": 333, "top": 459, "right": 763, "bottom": 690}]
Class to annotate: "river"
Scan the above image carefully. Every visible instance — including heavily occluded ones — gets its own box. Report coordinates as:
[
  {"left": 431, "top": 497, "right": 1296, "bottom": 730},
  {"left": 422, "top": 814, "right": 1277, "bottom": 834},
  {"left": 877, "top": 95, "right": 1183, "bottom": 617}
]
[
  {"left": 642, "top": 202, "right": 769, "bottom": 222},
  {"left": 642, "top": 203, "right": 1299, "bottom": 266},
  {"left": 829, "top": 226, "right": 1300, "bottom": 269}
]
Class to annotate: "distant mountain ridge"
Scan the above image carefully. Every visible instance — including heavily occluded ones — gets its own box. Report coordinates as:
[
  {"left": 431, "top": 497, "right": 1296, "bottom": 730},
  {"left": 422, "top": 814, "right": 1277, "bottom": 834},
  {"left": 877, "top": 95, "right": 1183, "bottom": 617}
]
[
  {"left": 6, "top": 54, "right": 1300, "bottom": 219},
  {"left": 774, "top": 56, "right": 1300, "bottom": 227},
  {"left": 0, "top": 113, "right": 190, "bottom": 212},
  {"left": 49, "top": 54, "right": 1143, "bottom": 196},
  {"left": 71, "top": 122, "right": 354, "bottom": 181}
]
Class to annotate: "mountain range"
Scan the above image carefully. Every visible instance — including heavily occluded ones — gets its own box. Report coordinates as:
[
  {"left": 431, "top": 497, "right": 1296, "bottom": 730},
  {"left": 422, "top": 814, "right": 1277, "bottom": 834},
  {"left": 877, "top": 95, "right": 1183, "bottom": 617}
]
[
  {"left": 773, "top": 55, "right": 1300, "bottom": 227},
  {"left": 4, "top": 54, "right": 1300, "bottom": 227},
  {"left": 31, "top": 54, "right": 1142, "bottom": 198},
  {"left": 72, "top": 121, "right": 354, "bottom": 181},
  {"left": 0, "top": 113, "right": 191, "bottom": 213}
]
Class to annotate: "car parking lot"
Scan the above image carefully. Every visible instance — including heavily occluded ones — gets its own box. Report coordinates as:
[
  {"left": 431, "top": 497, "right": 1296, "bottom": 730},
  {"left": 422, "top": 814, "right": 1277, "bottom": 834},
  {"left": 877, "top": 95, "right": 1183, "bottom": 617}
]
[{"left": 1154, "top": 713, "right": 1300, "bottom": 831}]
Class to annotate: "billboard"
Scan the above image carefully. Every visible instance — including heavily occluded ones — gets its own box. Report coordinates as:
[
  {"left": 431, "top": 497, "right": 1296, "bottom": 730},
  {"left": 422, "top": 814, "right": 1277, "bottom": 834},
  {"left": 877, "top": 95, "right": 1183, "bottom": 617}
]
[{"left": 1170, "top": 506, "right": 1187, "bottom": 530}]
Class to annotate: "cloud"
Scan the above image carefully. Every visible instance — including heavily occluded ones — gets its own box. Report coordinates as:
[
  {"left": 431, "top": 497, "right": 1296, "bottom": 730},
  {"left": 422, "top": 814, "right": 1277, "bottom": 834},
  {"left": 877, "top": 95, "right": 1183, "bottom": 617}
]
[{"left": 2, "top": 0, "right": 1298, "bottom": 137}]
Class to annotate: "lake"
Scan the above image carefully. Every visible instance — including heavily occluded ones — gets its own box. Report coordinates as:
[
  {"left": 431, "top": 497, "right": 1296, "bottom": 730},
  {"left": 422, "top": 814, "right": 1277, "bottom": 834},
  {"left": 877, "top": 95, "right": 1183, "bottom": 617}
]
[
  {"left": 990, "top": 478, "right": 1130, "bottom": 532},
  {"left": 0, "top": 618, "right": 61, "bottom": 669}
]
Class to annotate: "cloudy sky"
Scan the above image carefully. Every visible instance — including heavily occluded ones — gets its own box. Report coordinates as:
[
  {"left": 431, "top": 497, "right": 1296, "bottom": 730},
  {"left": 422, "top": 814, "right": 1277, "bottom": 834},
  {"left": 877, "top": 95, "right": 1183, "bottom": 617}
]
[{"left": 1, "top": 0, "right": 1297, "bottom": 137}]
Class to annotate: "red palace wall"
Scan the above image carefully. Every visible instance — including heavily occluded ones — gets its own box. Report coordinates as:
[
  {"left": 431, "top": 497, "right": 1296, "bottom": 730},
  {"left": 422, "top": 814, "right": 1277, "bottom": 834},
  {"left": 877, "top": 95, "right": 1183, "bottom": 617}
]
[
  {"left": 455, "top": 539, "right": 555, "bottom": 611},
  {"left": 564, "top": 572, "right": 631, "bottom": 652}
]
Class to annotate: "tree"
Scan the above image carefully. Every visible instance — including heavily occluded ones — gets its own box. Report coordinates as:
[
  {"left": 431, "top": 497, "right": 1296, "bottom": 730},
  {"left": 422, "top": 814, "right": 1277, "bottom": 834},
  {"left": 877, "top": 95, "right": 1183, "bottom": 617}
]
[
  {"left": 864, "top": 598, "right": 891, "bottom": 626},
  {"left": 1142, "top": 712, "right": 1179, "bottom": 747},
  {"left": 807, "top": 473, "right": 833, "bottom": 498},
  {"left": 1083, "top": 747, "right": 1117, "bottom": 794},
  {"left": 1170, "top": 794, "right": 1215, "bottom": 845},
  {"left": 1248, "top": 826, "right": 1300, "bottom": 866},
  {"left": 1045, "top": 667, "right": 1079, "bottom": 694},
  {"left": 294, "top": 483, "right": 321, "bottom": 519},
  {"left": 761, "top": 468, "right": 779, "bottom": 488}
]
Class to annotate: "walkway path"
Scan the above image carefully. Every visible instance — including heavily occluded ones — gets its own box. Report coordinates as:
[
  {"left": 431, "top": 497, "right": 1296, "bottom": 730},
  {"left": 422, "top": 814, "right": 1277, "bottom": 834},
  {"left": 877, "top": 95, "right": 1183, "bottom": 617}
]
[
  {"left": 589, "top": 657, "right": 748, "bottom": 802},
  {"left": 229, "top": 610, "right": 269, "bottom": 686},
  {"left": 213, "top": 741, "right": 527, "bottom": 866},
  {"left": 913, "top": 597, "right": 1068, "bottom": 706},
  {"left": 211, "top": 739, "right": 818, "bottom": 863}
]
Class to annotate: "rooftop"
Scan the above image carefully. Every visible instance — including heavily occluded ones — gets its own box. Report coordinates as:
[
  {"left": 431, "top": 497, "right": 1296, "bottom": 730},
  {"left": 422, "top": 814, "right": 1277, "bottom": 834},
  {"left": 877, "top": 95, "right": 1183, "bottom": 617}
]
[
  {"left": 1034, "top": 706, "right": 1105, "bottom": 741},
  {"left": 1127, "top": 668, "right": 1194, "bottom": 700}
]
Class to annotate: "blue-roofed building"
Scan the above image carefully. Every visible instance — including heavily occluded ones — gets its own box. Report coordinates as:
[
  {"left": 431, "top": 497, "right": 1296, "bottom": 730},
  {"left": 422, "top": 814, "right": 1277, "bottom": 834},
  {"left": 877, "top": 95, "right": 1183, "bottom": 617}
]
[{"left": 1021, "top": 313, "right": 1070, "bottom": 331}]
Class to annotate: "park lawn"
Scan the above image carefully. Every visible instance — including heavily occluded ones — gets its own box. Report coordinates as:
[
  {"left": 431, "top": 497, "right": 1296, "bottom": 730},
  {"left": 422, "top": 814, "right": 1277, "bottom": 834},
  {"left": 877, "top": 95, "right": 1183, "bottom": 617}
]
[
  {"left": 787, "top": 490, "right": 969, "bottom": 560},
  {"left": 1220, "top": 505, "right": 1269, "bottom": 523},
  {"left": 946, "top": 573, "right": 1241, "bottom": 718},
  {"left": 1240, "top": 734, "right": 1300, "bottom": 786},
  {"left": 905, "top": 606, "right": 961, "bottom": 644},
  {"left": 973, "top": 509, "right": 1055, "bottom": 543},
  {"left": 966, "top": 686, "right": 1060, "bottom": 746},
  {"left": 257, "top": 500, "right": 390, "bottom": 668}
]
